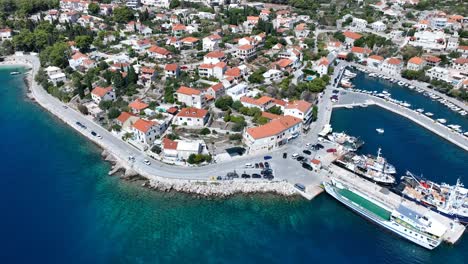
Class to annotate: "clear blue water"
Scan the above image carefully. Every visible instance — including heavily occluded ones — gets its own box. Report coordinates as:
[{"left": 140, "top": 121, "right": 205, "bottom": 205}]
[
  {"left": 0, "top": 67, "right": 467, "bottom": 263},
  {"left": 351, "top": 71, "right": 468, "bottom": 132}
]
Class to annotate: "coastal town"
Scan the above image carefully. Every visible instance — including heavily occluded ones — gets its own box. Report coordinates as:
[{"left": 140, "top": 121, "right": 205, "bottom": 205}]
[{"left": 0, "top": 0, "right": 467, "bottom": 251}]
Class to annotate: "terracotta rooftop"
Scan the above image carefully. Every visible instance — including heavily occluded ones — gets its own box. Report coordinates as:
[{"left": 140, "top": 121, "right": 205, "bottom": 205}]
[
  {"left": 368, "top": 55, "right": 384, "bottom": 61},
  {"left": 116, "top": 112, "right": 136, "bottom": 124},
  {"left": 246, "top": 115, "right": 301, "bottom": 140},
  {"left": 176, "top": 107, "right": 208, "bottom": 118},
  {"left": 276, "top": 58, "right": 293, "bottom": 68},
  {"left": 343, "top": 31, "right": 362, "bottom": 40},
  {"left": 165, "top": 63, "right": 178, "bottom": 71},
  {"left": 133, "top": 119, "right": 157, "bottom": 133},
  {"left": 454, "top": 58, "right": 468, "bottom": 64},
  {"left": 285, "top": 100, "right": 312, "bottom": 113},
  {"left": 238, "top": 44, "right": 254, "bottom": 50},
  {"left": 91, "top": 86, "right": 112, "bottom": 97},
  {"left": 351, "top": 46, "right": 371, "bottom": 54},
  {"left": 162, "top": 137, "right": 178, "bottom": 150},
  {"left": 408, "top": 57, "right": 424, "bottom": 65},
  {"left": 386, "top": 58, "right": 402, "bottom": 65},
  {"left": 176, "top": 86, "right": 201, "bottom": 95},
  {"left": 129, "top": 99, "right": 149, "bottom": 110},
  {"left": 205, "top": 50, "right": 225, "bottom": 58}
]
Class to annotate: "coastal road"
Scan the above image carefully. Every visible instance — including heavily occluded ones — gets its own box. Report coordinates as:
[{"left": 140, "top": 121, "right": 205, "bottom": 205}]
[{"left": 7, "top": 55, "right": 325, "bottom": 187}]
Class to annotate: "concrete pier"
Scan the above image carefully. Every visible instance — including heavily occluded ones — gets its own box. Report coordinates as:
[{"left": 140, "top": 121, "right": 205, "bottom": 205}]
[{"left": 328, "top": 164, "right": 466, "bottom": 245}]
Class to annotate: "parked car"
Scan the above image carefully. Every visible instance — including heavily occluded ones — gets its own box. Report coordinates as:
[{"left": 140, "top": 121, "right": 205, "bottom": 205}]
[
  {"left": 252, "top": 173, "right": 261, "bottom": 178},
  {"left": 303, "top": 150, "right": 311, "bottom": 155},
  {"left": 291, "top": 153, "right": 299, "bottom": 159},
  {"left": 241, "top": 173, "right": 250, "bottom": 179},
  {"left": 302, "top": 162, "right": 313, "bottom": 171},
  {"left": 264, "top": 162, "right": 270, "bottom": 168},
  {"left": 283, "top": 152, "right": 287, "bottom": 159},
  {"left": 259, "top": 162, "right": 264, "bottom": 168},
  {"left": 294, "top": 183, "right": 306, "bottom": 191},
  {"left": 264, "top": 155, "right": 272, "bottom": 160},
  {"left": 143, "top": 159, "right": 151, "bottom": 166},
  {"left": 244, "top": 163, "right": 254, "bottom": 168},
  {"left": 255, "top": 163, "right": 259, "bottom": 168},
  {"left": 326, "top": 148, "right": 337, "bottom": 153},
  {"left": 297, "top": 156, "right": 305, "bottom": 162}
]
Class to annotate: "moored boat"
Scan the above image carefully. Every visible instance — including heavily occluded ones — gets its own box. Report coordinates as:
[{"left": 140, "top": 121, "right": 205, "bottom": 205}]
[
  {"left": 324, "top": 180, "right": 446, "bottom": 250},
  {"left": 393, "top": 172, "right": 468, "bottom": 224}
]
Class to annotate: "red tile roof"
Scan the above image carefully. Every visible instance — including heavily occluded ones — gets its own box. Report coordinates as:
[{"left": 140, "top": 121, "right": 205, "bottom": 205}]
[
  {"left": 368, "top": 55, "right": 384, "bottom": 61},
  {"left": 165, "top": 63, "right": 179, "bottom": 71},
  {"left": 209, "top": 83, "right": 224, "bottom": 92},
  {"left": 285, "top": 100, "right": 312, "bottom": 113},
  {"left": 454, "top": 58, "right": 468, "bottom": 64},
  {"left": 91, "top": 86, "right": 112, "bottom": 97},
  {"left": 246, "top": 115, "right": 301, "bottom": 140},
  {"left": 176, "top": 107, "right": 208, "bottom": 118},
  {"left": 351, "top": 46, "right": 371, "bottom": 54},
  {"left": 116, "top": 112, "right": 136, "bottom": 124},
  {"left": 163, "top": 137, "right": 178, "bottom": 150},
  {"left": 181, "top": 37, "right": 199, "bottom": 43},
  {"left": 343, "top": 31, "right": 362, "bottom": 40},
  {"left": 261, "top": 111, "right": 281, "bottom": 120},
  {"left": 176, "top": 86, "right": 201, "bottom": 95},
  {"left": 224, "top": 67, "right": 241, "bottom": 78},
  {"left": 408, "top": 57, "right": 424, "bottom": 65},
  {"left": 238, "top": 44, "right": 254, "bottom": 50},
  {"left": 205, "top": 50, "right": 225, "bottom": 58},
  {"left": 133, "top": 119, "right": 157, "bottom": 133},
  {"left": 386, "top": 58, "right": 402, "bottom": 65},
  {"left": 276, "top": 58, "right": 293, "bottom": 68},
  {"left": 148, "top": 45, "right": 170, "bottom": 55},
  {"left": 172, "top": 24, "right": 186, "bottom": 31},
  {"left": 129, "top": 99, "right": 149, "bottom": 111}
]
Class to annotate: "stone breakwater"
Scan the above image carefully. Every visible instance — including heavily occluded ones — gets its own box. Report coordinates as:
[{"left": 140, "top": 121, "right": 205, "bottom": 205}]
[{"left": 148, "top": 179, "right": 298, "bottom": 198}]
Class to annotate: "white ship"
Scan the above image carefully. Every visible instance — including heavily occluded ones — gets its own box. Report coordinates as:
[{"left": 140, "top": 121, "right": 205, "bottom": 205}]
[{"left": 324, "top": 180, "right": 446, "bottom": 250}]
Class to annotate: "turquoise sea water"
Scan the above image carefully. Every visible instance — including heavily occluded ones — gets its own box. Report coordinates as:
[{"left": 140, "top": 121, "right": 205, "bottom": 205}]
[{"left": 0, "top": 67, "right": 467, "bottom": 263}]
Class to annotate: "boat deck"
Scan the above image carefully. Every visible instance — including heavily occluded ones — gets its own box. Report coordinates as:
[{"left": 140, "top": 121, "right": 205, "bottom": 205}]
[
  {"left": 327, "top": 164, "right": 466, "bottom": 244},
  {"left": 337, "top": 187, "right": 391, "bottom": 220}
]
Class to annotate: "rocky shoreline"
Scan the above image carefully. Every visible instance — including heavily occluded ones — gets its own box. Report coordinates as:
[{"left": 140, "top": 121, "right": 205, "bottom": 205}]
[{"left": 101, "top": 150, "right": 298, "bottom": 198}]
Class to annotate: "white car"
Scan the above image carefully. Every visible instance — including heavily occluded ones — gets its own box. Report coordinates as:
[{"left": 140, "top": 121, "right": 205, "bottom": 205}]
[
  {"left": 292, "top": 153, "right": 299, "bottom": 159},
  {"left": 244, "top": 163, "right": 254, "bottom": 168},
  {"left": 143, "top": 159, "right": 151, "bottom": 166}
]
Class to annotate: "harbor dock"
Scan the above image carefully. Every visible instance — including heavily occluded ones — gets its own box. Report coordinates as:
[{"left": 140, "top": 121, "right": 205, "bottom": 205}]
[
  {"left": 326, "top": 164, "right": 466, "bottom": 245},
  {"left": 335, "top": 91, "right": 468, "bottom": 151}
]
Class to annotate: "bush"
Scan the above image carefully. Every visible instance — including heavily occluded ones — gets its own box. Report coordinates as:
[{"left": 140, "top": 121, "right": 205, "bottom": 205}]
[
  {"left": 200, "top": 128, "right": 211, "bottom": 135},
  {"left": 77, "top": 104, "right": 88, "bottom": 115},
  {"left": 229, "top": 133, "right": 242, "bottom": 141},
  {"left": 187, "top": 154, "right": 212, "bottom": 164}
]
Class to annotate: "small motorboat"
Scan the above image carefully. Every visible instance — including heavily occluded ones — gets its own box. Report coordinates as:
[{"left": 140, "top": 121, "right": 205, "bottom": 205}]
[
  {"left": 10, "top": 71, "right": 20, "bottom": 75},
  {"left": 376, "top": 128, "right": 385, "bottom": 134},
  {"left": 425, "top": 112, "right": 434, "bottom": 117}
]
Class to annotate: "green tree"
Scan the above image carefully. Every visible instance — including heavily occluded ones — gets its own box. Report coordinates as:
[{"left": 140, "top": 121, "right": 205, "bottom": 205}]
[
  {"left": 39, "top": 42, "right": 70, "bottom": 68},
  {"left": 88, "top": 2, "right": 99, "bottom": 15},
  {"left": 170, "top": 0, "right": 180, "bottom": 9},
  {"left": 113, "top": 6, "right": 134, "bottom": 23},
  {"left": 215, "top": 96, "right": 233, "bottom": 111},
  {"left": 75, "top": 35, "right": 92, "bottom": 52},
  {"left": 107, "top": 108, "right": 121, "bottom": 119}
]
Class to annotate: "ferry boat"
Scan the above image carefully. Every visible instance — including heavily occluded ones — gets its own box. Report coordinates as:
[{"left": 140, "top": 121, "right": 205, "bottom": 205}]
[
  {"left": 333, "top": 152, "right": 395, "bottom": 185},
  {"left": 324, "top": 180, "right": 446, "bottom": 250},
  {"left": 394, "top": 172, "right": 468, "bottom": 224}
]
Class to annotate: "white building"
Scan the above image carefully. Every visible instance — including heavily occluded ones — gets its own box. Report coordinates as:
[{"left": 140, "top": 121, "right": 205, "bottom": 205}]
[
  {"left": 0, "top": 28, "right": 12, "bottom": 41},
  {"left": 380, "top": 58, "right": 403, "bottom": 75},
  {"left": 236, "top": 44, "right": 256, "bottom": 61},
  {"left": 126, "top": 0, "right": 141, "bottom": 9},
  {"left": 370, "top": 21, "right": 387, "bottom": 32},
  {"left": 407, "top": 57, "right": 425, "bottom": 71},
  {"left": 175, "top": 86, "right": 206, "bottom": 109},
  {"left": 409, "top": 30, "right": 447, "bottom": 51},
  {"left": 352, "top": 18, "right": 368, "bottom": 32},
  {"left": 162, "top": 137, "right": 205, "bottom": 160},
  {"left": 243, "top": 115, "right": 302, "bottom": 154},
  {"left": 142, "top": 0, "right": 170, "bottom": 8},
  {"left": 203, "top": 51, "right": 226, "bottom": 64},
  {"left": 426, "top": 66, "right": 449, "bottom": 82},
  {"left": 173, "top": 107, "right": 209, "bottom": 127},
  {"left": 91, "top": 86, "right": 116, "bottom": 104},
  {"left": 132, "top": 118, "right": 160, "bottom": 146},
  {"left": 198, "top": 62, "right": 226, "bottom": 80},
  {"left": 263, "top": 69, "right": 282, "bottom": 84},
  {"left": 44, "top": 66, "right": 67, "bottom": 85},
  {"left": 284, "top": 100, "right": 313, "bottom": 123},
  {"left": 202, "top": 34, "right": 222, "bottom": 51}
]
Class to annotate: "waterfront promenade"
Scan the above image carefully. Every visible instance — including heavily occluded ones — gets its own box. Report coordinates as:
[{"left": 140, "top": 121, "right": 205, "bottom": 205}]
[
  {"left": 2, "top": 55, "right": 327, "bottom": 195},
  {"left": 336, "top": 91, "right": 468, "bottom": 151}
]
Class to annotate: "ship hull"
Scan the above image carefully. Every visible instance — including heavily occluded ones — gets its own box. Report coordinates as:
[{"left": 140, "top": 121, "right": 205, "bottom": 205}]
[{"left": 324, "top": 182, "right": 440, "bottom": 250}]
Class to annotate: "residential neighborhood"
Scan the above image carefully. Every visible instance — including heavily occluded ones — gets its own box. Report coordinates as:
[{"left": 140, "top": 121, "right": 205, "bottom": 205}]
[{"left": 1, "top": 0, "right": 467, "bottom": 167}]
